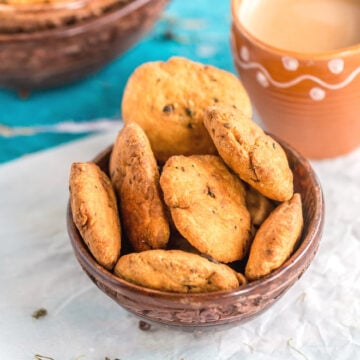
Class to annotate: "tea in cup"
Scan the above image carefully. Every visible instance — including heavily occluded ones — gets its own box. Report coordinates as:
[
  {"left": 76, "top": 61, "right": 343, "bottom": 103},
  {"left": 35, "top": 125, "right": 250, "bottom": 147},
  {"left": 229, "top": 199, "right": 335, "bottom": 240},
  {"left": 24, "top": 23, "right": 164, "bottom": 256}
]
[{"left": 231, "top": 0, "right": 360, "bottom": 158}]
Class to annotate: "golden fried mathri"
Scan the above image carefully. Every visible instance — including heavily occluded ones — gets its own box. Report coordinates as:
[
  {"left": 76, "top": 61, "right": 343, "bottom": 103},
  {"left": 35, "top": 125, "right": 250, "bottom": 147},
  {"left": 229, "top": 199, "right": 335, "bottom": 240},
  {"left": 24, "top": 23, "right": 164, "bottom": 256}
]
[
  {"left": 114, "top": 249, "right": 247, "bottom": 293},
  {"left": 160, "top": 155, "right": 251, "bottom": 263},
  {"left": 204, "top": 105, "right": 294, "bottom": 202},
  {"left": 69, "top": 162, "right": 121, "bottom": 270},
  {"left": 122, "top": 57, "right": 252, "bottom": 163},
  {"left": 109, "top": 123, "right": 170, "bottom": 252},
  {"left": 245, "top": 193, "right": 303, "bottom": 280},
  {"left": 246, "top": 186, "right": 275, "bottom": 227}
]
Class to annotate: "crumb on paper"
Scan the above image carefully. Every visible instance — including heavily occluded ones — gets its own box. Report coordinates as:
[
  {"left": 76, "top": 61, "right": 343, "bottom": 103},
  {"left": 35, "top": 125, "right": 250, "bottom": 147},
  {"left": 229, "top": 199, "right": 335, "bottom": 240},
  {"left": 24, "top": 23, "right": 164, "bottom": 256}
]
[
  {"left": 32, "top": 308, "right": 48, "bottom": 319},
  {"left": 139, "top": 320, "right": 151, "bottom": 331}
]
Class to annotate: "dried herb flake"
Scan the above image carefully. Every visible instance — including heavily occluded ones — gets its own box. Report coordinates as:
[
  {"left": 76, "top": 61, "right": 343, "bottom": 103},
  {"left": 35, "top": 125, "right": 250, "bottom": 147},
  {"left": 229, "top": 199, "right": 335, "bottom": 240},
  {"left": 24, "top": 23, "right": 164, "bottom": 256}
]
[
  {"left": 207, "top": 187, "right": 216, "bottom": 198},
  {"left": 185, "top": 107, "right": 193, "bottom": 117},
  {"left": 34, "top": 355, "right": 54, "bottom": 360},
  {"left": 162, "top": 104, "right": 174, "bottom": 113},
  {"left": 32, "top": 308, "right": 48, "bottom": 319}
]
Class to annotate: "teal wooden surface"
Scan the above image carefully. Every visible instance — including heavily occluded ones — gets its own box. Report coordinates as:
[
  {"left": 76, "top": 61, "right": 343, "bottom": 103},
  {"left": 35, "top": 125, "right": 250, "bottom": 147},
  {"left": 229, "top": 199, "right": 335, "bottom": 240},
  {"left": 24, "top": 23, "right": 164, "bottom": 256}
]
[{"left": 0, "top": 0, "right": 234, "bottom": 163}]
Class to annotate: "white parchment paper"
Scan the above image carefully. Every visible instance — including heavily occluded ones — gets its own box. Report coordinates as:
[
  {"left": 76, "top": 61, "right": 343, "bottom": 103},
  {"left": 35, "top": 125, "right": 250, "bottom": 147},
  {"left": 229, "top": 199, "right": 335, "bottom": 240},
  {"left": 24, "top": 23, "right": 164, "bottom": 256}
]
[{"left": 1, "top": 129, "right": 359, "bottom": 360}]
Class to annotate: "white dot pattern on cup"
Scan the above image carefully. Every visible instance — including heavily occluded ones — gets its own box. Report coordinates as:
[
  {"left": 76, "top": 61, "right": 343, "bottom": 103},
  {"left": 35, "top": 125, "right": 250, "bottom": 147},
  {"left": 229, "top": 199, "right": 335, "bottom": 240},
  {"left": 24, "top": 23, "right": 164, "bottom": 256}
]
[
  {"left": 256, "top": 71, "right": 269, "bottom": 87},
  {"left": 282, "top": 57, "right": 299, "bottom": 71},
  {"left": 234, "top": 53, "right": 360, "bottom": 96},
  {"left": 310, "top": 87, "right": 326, "bottom": 101},
  {"left": 240, "top": 46, "right": 250, "bottom": 61},
  {"left": 328, "top": 59, "right": 344, "bottom": 74}
]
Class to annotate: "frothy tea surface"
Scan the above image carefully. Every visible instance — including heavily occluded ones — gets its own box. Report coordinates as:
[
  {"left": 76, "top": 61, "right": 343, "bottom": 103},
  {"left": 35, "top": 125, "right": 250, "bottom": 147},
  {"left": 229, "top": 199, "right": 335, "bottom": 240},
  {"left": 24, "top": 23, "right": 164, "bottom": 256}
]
[{"left": 238, "top": 0, "right": 360, "bottom": 53}]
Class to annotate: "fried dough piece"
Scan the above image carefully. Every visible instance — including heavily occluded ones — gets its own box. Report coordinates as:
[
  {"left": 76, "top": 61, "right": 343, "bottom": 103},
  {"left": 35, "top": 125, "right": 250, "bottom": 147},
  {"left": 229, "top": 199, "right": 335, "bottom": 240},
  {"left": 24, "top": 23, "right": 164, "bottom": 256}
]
[
  {"left": 69, "top": 162, "right": 121, "bottom": 270},
  {"left": 245, "top": 193, "right": 303, "bottom": 281},
  {"left": 246, "top": 186, "right": 275, "bottom": 227},
  {"left": 160, "top": 155, "right": 251, "bottom": 263},
  {"left": 122, "top": 57, "right": 252, "bottom": 163},
  {"left": 114, "top": 249, "right": 247, "bottom": 293},
  {"left": 204, "top": 105, "right": 294, "bottom": 201},
  {"left": 109, "top": 123, "right": 170, "bottom": 252}
]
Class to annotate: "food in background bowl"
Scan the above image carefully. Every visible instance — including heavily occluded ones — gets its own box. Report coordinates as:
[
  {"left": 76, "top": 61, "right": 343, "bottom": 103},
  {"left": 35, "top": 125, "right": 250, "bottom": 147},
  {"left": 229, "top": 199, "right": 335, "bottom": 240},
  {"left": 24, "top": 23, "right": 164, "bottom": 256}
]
[{"left": 0, "top": 0, "right": 133, "bottom": 33}]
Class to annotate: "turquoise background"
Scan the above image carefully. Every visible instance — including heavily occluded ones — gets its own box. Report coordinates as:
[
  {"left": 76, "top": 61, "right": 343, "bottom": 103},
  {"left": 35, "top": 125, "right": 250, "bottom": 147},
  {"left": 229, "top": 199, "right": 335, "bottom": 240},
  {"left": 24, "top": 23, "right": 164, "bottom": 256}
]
[{"left": 0, "top": 0, "right": 235, "bottom": 163}]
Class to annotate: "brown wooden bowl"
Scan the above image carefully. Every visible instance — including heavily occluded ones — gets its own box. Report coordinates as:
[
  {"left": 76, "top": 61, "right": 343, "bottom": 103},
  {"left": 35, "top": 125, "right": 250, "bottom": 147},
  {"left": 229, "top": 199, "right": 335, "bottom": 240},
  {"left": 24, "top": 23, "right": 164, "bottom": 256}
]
[
  {"left": 67, "top": 136, "right": 324, "bottom": 330},
  {"left": 0, "top": 0, "right": 168, "bottom": 90}
]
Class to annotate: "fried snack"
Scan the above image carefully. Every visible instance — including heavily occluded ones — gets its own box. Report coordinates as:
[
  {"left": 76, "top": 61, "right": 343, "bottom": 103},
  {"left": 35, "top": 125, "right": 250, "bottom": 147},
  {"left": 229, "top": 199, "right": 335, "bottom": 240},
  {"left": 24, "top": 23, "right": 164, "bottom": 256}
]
[
  {"left": 204, "top": 105, "right": 294, "bottom": 202},
  {"left": 246, "top": 186, "right": 275, "bottom": 227},
  {"left": 122, "top": 57, "right": 252, "bottom": 163},
  {"left": 245, "top": 193, "right": 303, "bottom": 280},
  {"left": 109, "top": 123, "right": 170, "bottom": 252},
  {"left": 114, "top": 249, "right": 247, "bottom": 293},
  {"left": 160, "top": 155, "right": 251, "bottom": 263},
  {"left": 69, "top": 162, "right": 121, "bottom": 270}
]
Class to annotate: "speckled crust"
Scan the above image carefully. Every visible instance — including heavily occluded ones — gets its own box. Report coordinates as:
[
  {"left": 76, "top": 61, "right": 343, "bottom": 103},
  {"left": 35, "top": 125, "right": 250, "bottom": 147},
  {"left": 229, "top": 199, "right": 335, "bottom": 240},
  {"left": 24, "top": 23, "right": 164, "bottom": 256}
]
[
  {"left": 160, "top": 155, "right": 251, "bottom": 263},
  {"left": 69, "top": 162, "right": 121, "bottom": 270},
  {"left": 246, "top": 186, "right": 275, "bottom": 227},
  {"left": 204, "top": 105, "right": 294, "bottom": 202},
  {"left": 109, "top": 123, "right": 170, "bottom": 252},
  {"left": 245, "top": 193, "right": 303, "bottom": 281},
  {"left": 114, "top": 249, "right": 247, "bottom": 293},
  {"left": 121, "top": 57, "right": 252, "bottom": 163}
]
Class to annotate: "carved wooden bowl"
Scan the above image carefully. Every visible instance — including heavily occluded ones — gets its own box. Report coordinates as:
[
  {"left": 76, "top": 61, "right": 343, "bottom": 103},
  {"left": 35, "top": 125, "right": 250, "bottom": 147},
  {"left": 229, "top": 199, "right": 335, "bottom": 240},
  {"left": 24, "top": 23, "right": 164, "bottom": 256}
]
[
  {"left": 67, "top": 136, "right": 324, "bottom": 329},
  {"left": 0, "top": 0, "right": 168, "bottom": 90}
]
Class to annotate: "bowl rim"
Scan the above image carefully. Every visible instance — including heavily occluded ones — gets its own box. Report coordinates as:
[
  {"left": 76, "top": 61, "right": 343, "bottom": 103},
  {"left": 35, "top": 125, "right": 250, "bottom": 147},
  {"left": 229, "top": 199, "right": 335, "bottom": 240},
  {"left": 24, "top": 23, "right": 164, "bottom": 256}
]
[
  {"left": 0, "top": 0, "right": 160, "bottom": 42},
  {"left": 231, "top": 0, "right": 360, "bottom": 60},
  {"left": 67, "top": 137, "right": 325, "bottom": 302}
]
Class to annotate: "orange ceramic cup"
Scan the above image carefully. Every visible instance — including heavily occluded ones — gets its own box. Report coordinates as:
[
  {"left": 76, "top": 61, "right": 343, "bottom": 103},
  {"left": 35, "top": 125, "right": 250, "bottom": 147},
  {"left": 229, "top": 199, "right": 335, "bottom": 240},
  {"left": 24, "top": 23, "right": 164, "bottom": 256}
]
[{"left": 231, "top": 0, "right": 360, "bottom": 159}]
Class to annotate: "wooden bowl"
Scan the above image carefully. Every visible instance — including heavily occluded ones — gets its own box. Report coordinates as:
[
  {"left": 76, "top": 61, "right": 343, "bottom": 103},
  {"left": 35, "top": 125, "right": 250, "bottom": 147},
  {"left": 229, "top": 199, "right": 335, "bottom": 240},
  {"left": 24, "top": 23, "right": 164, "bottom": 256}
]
[
  {"left": 231, "top": 0, "right": 360, "bottom": 159},
  {"left": 0, "top": 0, "right": 168, "bottom": 90},
  {"left": 67, "top": 135, "right": 324, "bottom": 330}
]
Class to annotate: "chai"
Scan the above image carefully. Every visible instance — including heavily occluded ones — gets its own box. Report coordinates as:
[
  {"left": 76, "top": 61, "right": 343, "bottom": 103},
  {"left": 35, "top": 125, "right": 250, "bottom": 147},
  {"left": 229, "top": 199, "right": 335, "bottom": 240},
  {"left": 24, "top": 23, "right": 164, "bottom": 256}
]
[{"left": 238, "top": 0, "right": 360, "bottom": 53}]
